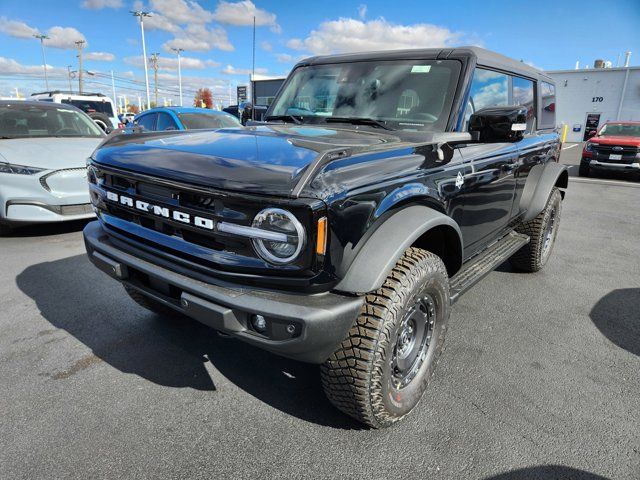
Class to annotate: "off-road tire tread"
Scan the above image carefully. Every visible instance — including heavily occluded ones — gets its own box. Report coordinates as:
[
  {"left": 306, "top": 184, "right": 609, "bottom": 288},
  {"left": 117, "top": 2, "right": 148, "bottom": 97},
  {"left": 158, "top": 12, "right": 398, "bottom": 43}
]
[
  {"left": 321, "top": 248, "right": 448, "bottom": 428},
  {"left": 510, "top": 187, "right": 562, "bottom": 272},
  {"left": 578, "top": 163, "right": 590, "bottom": 177}
]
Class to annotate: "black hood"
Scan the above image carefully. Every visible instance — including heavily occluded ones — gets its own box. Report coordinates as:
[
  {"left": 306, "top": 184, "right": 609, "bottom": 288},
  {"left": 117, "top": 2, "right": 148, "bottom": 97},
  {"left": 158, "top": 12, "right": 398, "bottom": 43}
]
[{"left": 93, "top": 125, "right": 402, "bottom": 197}]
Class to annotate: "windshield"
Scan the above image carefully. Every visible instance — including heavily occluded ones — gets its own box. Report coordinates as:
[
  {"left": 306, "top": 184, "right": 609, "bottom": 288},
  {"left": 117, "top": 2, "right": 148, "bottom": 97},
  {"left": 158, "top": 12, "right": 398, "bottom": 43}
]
[
  {"left": 269, "top": 59, "right": 461, "bottom": 131},
  {"left": 599, "top": 123, "right": 640, "bottom": 137},
  {"left": 178, "top": 112, "right": 241, "bottom": 129},
  {"left": 0, "top": 104, "right": 104, "bottom": 138},
  {"left": 62, "top": 99, "right": 115, "bottom": 117}
]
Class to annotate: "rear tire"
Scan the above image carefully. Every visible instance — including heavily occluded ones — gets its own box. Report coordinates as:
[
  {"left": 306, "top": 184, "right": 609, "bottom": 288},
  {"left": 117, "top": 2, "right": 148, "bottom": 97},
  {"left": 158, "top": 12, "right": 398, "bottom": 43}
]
[
  {"left": 321, "top": 248, "right": 450, "bottom": 428},
  {"left": 123, "top": 284, "right": 183, "bottom": 318},
  {"left": 510, "top": 187, "right": 562, "bottom": 272},
  {"left": 88, "top": 112, "right": 112, "bottom": 133}
]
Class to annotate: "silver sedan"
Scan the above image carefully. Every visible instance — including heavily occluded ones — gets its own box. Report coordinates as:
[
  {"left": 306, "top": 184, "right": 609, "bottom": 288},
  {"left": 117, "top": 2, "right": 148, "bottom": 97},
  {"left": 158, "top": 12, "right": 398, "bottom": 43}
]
[{"left": 0, "top": 101, "right": 105, "bottom": 234}]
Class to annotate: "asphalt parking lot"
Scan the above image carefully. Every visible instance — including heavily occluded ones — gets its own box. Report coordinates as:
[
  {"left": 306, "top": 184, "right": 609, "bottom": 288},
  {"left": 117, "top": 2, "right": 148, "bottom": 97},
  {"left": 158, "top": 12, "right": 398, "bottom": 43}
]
[{"left": 1, "top": 147, "right": 639, "bottom": 479}]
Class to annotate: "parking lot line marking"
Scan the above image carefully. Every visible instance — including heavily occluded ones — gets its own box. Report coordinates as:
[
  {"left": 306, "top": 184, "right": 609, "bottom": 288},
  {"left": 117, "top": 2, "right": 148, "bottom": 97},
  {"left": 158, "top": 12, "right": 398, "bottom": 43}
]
[{"left": 562, "top": 144, "right": 579, "bottom": 150}]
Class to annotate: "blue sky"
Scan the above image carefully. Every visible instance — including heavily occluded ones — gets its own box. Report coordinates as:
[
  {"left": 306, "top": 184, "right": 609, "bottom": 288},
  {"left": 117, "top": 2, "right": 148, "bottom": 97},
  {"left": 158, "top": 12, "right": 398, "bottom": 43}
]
[{"left": 0, "top": 0, "right": 638, "bottom": 105}]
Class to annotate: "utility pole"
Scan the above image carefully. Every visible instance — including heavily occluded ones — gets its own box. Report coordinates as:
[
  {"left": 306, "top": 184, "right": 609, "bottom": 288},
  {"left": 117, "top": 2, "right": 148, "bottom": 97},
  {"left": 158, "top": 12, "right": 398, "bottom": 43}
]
[
  {"left": 75, "top": 40, "right": 85, "bottom": 93},
  {"left": 149, "top": 53, "right": 159, "bottom": 107},
  {"left": 251, "top": 15, "right": 256, "bottom": 120},
  {"left": 33, "top": 34, "right": 50, "bottom": 91},
  {"left": 131, "top": 11, "right": 152, "bottom": 109},
  {"left": 171, "top": 47, "right": 184, "bottom": 106},
  {"left": 67, "top": 65, "right": 73, "bottom": 92}
]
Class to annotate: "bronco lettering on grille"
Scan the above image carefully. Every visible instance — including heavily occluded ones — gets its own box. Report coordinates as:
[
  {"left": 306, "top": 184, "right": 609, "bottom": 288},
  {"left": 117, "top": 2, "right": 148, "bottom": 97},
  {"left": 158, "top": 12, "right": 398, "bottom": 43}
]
[{"left": 105, "top": 191, "right": 215, "bottom": 231}]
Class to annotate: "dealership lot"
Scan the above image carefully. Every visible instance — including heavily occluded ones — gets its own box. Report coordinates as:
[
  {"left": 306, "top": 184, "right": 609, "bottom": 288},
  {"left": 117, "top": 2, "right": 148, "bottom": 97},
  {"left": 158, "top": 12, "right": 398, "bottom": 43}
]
[{"left": 1, "top": 152, "right": 639, "bottom": 479}]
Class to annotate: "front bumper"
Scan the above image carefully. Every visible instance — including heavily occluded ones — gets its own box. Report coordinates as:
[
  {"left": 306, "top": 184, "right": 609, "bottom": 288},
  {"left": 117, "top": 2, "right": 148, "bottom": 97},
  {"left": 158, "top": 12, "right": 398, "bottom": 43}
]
[
  {"left": 582, "top": 156, "right": 640, "bottom": 173},
  {"left": 83, "top": 221, "right": 363, "bottom": 364},
  {"left": 0, "top": 169, "right": 94, "bottom": 225}
]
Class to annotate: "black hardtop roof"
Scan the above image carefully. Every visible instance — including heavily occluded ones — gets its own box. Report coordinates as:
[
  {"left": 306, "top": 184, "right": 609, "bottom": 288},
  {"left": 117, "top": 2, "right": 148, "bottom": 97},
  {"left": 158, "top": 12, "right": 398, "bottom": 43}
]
[{"left": 295, "top": 46, "right": 553, "bottom": 83}]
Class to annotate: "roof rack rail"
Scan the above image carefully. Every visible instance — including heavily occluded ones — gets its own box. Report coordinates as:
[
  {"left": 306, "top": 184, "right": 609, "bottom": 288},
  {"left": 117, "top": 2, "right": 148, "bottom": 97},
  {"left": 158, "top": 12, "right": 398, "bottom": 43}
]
[{"left": 30, "top": 90, "right": 106, "bottom": 97}]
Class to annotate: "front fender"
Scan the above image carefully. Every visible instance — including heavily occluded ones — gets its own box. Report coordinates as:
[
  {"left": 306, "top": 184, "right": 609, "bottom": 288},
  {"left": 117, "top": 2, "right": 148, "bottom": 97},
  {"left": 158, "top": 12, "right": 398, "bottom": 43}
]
[
  {"left": 334, "top": 206, "right": 462, "bottom": 294},
  {"left": 520, "top": 162, "right": 568, "bottom": 222}
]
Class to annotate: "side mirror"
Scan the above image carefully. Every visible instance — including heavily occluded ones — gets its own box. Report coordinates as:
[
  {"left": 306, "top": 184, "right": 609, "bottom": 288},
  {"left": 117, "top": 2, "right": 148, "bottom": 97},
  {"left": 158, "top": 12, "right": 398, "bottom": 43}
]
[{"left": 469, "top": 106, "right": 528, "bottom": 142}]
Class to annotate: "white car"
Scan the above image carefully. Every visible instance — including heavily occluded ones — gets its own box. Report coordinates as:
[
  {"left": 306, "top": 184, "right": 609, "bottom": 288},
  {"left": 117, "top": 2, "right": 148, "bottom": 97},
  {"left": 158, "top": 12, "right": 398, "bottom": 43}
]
[
  {"left": 31, "top": 91, "right": 120, "bottom": 132},
  {"left": 0, "top": 101, "right": 105, "bottom": 234}
]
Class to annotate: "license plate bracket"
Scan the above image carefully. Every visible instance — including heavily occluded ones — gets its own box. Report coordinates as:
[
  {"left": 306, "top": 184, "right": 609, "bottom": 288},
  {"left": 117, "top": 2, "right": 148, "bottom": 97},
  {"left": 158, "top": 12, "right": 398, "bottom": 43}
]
[{"left": 609, "top": 154, "right": 622, "bottom": 160}]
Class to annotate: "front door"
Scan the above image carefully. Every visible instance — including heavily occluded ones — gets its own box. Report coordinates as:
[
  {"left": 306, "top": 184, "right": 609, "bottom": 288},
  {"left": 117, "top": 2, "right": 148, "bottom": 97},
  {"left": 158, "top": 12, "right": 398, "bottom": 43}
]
[{"left": 457, "top": 143, "right": 518, "bottom": 255}]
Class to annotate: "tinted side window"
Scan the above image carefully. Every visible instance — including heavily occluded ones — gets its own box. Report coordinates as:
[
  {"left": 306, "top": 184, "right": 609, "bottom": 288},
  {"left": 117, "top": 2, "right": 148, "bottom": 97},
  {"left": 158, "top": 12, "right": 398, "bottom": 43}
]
[
  {"left": 156, "top": 112, "right": 178, "bottom": 131},
  {"left": 464, "top": 68, "right": 509, "bottom": 129},
  {"left": 512, "top": 76, "right": 535, "bottom": 132},
  {"left": 540, "top": 82, "right": 556, "bottom": 128},
  {"left": 136, "top": 113, "right": 157, "bottom": 131}
]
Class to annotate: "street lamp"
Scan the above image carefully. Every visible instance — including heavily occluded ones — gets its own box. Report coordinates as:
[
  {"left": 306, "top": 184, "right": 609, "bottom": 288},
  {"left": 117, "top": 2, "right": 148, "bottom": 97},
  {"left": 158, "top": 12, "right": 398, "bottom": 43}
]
[
  {"left": 33, "top": 34, "right": 49, "bottom": 91},
  {"left": 171, "top": 47, "right": 184, "bottom": 107},
  {"left": 131, "top": 10, "right": 152, "bottom": 110}
]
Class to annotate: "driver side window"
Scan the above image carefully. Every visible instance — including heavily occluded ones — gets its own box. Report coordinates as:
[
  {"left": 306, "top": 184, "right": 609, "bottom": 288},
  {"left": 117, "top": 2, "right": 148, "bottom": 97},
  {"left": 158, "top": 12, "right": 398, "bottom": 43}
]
[{"left": 463, "top": 68, "right": 509, "bottom": 130}]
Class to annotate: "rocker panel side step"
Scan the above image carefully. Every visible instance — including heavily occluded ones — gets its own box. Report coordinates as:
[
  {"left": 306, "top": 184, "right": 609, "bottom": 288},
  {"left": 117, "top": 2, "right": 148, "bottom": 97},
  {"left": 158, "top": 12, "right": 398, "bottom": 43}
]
[{"left": 449, "top": 231, "right": 529, "bottom": 304}]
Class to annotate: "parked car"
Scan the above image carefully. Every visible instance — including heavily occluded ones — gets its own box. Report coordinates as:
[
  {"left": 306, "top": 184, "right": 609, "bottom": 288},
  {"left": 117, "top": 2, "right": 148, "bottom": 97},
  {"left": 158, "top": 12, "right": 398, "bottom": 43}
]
[
  {"left": 83, "top": 47, "right": 567, "bottom": 428},
  {"left": 580, "top": 121, "right": 640, "bottom": 179},
  {"left": 131, "top": 107, "right": 241, "bottom": 132},
  {"left": 31, "top": 91, "right": 121, "bottom": 133},
  {"left": 223, "top": 103, "right": 269, "bottom": 124},
  {"left": 0, "top": 101, "right": 104, "bottom": 234}
]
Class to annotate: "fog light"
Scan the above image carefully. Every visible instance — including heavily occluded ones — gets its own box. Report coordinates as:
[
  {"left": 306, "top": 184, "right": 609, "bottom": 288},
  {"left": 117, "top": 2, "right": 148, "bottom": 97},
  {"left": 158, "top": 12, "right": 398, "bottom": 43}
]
[{"left": 251, "top": 314, "right": 267, "bottom": 333}]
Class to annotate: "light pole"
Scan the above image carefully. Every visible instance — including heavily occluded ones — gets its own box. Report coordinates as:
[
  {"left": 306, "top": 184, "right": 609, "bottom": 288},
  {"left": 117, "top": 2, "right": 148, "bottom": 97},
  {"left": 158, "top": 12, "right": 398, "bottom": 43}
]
[
  {"left": 131, "top": 11, "right": 152, "bottom": 110},
  {"left": 67, "top": 65, "right": 73, "bottom": 92},
  {"left": 33, "top": 34, "right": 49, "bottom": 91},
  {"left": 171, "top": 47, "right": 184, "bottom": 106}
]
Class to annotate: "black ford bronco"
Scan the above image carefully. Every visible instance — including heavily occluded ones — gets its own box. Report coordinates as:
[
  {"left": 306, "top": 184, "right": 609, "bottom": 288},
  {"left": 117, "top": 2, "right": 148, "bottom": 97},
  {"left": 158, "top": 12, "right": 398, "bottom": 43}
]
[{"left": 84, "top": 47, "right": 567, "bottom": 428}]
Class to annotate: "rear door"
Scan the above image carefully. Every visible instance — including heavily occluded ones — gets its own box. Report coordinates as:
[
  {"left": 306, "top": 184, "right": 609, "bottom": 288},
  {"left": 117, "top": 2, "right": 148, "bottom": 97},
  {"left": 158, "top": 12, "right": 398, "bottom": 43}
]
[{"left": 457, "top": 68, "right": 518, "bottom": 253}]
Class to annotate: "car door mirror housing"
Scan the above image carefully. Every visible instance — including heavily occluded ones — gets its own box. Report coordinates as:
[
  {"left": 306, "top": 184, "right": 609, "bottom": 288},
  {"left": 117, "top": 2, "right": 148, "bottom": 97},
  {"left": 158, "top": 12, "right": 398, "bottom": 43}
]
[{"left": 469, "top": 106, "right": 528, "bottom": 142}]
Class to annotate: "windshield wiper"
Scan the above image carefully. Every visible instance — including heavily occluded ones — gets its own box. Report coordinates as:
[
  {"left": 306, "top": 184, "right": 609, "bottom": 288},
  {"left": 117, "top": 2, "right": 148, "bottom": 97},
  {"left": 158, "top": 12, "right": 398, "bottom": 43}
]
[
  {"left": 324, "top": 117, "right": 392, "bottom": 130},
  {"left": 264, "top": 115, "right": 302, "bottom": 125}
]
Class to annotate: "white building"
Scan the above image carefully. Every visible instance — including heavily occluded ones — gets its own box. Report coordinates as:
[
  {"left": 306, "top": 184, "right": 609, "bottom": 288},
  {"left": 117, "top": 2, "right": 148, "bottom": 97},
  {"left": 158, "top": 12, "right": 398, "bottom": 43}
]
[{"left": 546, "top": 63, "right": 640, "bottom": 143}]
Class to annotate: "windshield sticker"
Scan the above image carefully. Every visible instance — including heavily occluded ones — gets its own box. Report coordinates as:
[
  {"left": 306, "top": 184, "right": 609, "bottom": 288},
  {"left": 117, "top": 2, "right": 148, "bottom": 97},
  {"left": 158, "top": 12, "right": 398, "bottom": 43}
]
[{"left": 411, "top": 65, "right": 431, "bottom": 73}]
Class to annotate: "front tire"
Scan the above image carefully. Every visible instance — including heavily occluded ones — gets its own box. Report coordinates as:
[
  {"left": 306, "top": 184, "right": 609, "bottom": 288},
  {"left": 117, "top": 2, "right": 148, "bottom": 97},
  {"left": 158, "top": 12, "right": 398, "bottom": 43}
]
[
  {"left": 321, "top": 248, "right": 450, "bottom": 428},
  {"left": 510, "top": 187, "right": 562, "bottom": 272},
  {"left": 578, "top": 162, "right": 590, "bottom": 177}
]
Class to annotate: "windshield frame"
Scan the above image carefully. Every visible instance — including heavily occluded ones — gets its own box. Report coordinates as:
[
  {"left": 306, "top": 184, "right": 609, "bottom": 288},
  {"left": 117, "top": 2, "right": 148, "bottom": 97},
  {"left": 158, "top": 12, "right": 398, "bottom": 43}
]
[
  {"left": 266, "top": 58, "right": 463, "bottom": 132},
  {"left": 0, "top": 103, "right": 106, "bottom": 139}
]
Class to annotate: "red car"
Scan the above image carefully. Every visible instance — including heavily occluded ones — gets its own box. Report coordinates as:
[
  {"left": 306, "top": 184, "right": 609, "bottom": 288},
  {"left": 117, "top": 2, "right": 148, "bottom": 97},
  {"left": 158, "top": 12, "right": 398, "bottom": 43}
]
[{"left": 580, "top": 121, "right": 640, "bottom": 179}]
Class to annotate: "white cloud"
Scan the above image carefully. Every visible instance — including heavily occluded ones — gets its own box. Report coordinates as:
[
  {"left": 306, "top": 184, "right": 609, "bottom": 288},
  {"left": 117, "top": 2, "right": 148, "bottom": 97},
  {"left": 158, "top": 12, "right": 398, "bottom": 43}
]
[
  {"left": 133, "top": 0, "right": 234, "bottom": 52},
  {"left": 212, "top": 1, "right": 280, "bottom": 33},
  {"left": 163, "top": 24, "right": 233, "bottom": 52},
  {"left": 0, "top": 56, "right": 66, "bottom": 76},
  {"left": 124, "top": 55, "right": 219, "bottom": 71},
  {"left": 358, "top": 4, "right": 367, "bottom": 19},
  {"left": 0, "top": 17, "right": 39, "bottom": 38},
  {"left": 85, "top": 51, "right": 116, "bottom": 62},
  {"left": 43, "top": 26, "right": 87, "bottom": 49},
  {"left": 287, "top": 17, "right": 465, "bottom": 55},
  {"left": 261, "top": 41, "right": 272, "bottom": 52},
  {"left": 81, "top": 0, "right": 123, "bottom": 9},
  {"left": 221, "top": 64, "right": 267, "bottom": 76},
  {"left": 275, "top": 53, "right": 293, "bottom": 63}
]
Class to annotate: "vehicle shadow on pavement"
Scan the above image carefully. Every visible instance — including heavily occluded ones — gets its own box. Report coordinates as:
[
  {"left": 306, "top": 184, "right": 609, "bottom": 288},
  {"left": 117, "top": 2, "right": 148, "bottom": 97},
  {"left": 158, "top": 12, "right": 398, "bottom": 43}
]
[
  {"left": 483, "top": 465, "right": 611, "bottom": 479},
  {"left": 590, "top": 288, "right": 640, "bottom": 357},
  {"left": 16, "top": 254, "right": 362, "bottom": 430}
]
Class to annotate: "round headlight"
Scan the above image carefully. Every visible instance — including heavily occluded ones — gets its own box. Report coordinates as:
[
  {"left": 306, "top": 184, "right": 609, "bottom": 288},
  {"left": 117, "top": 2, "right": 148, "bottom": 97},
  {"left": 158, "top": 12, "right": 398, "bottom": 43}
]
[{"left": 252, "top": 208, "right": 305, "bottom": 265}]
